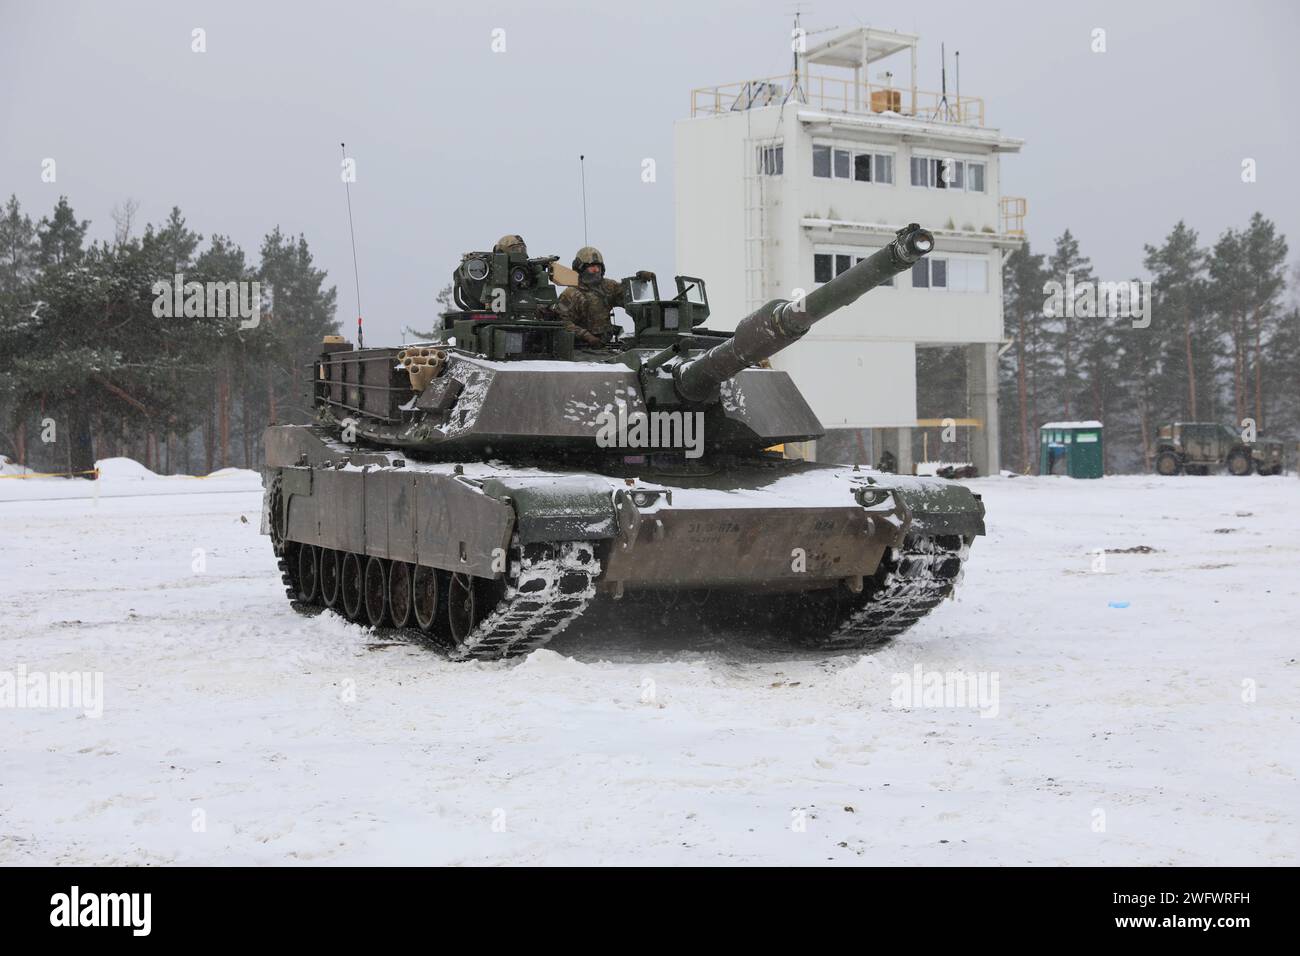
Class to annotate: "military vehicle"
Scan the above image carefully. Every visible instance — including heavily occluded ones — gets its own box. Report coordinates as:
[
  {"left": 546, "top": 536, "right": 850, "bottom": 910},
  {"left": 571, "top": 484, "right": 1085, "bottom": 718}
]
[
  {"left": 1154, "top": 422, "right": 1284, "bottom": 476},
  {"left": 261, "top": 224, "right": 987, "bottom": 660}
]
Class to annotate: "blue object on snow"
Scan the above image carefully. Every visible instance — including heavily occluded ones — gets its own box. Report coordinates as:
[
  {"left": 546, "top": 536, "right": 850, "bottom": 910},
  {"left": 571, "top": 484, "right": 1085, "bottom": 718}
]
[{"left": 1108, "top": 601, "right": 1130, "bottom": 609}]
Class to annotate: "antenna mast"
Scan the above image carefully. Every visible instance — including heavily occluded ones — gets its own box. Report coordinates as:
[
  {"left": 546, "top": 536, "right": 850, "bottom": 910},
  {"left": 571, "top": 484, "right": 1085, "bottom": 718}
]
[
  {"left": 939, "top": 44, "right": 951, "bottom": 122},
  {"left": 579, "top": 154, "right": 588, "bottom": 246},
  {"left": 340, "top": 141, "right": 363, "bottom": 348},
  {"left": 789, "top": 10, "right": 804, "bottom": 103}
]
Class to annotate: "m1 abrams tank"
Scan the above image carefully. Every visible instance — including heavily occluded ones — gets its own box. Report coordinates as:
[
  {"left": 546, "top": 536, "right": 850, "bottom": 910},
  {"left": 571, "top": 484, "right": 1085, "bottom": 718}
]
[{"left": 262, "top": 224, "right": 986, "bottom": 659}]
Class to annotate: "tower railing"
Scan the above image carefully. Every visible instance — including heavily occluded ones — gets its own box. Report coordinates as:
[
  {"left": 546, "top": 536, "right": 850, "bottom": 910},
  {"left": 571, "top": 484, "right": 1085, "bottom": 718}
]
[
  {"left": 691, "top": 73, "right": 985, "bottom": 127},
  {"left": 1000, "top": 196, "right": 1027, "bottom": 237}
]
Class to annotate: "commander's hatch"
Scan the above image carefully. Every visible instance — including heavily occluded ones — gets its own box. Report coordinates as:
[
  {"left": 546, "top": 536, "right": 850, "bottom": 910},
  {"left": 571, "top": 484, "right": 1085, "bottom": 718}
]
[{"left": 620, "top": 273, "right": 710, "bottom": 343}]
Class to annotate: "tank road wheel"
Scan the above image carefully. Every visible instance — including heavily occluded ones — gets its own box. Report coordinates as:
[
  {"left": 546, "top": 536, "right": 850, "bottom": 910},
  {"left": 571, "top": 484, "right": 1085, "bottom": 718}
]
[
  {"left": 341, "top": 552, "right": 365, "bottom": 622},
  {"left": 1227, "top": 450, "right": 1253, "bottom": 476},
  {"left": 295, "top": 544, "right": 320, "bottom": 604},
  {"left": 447, "top": 572, "right": 480, "bottom": 644},
  {"left": 1155, "top": 451, "right": 1182, "bottom": 476},
  {"left": 412, "top": 565, "right": 441, "bottom": 631},
  {"left": 364, "top": 557, "right": 391, "bottom": 628},
  {"left": 388, "top": 562, "right": 414, "bottom": 629},
  {"left": 320, "top": 549, "right": 342, "bottom": 610}
]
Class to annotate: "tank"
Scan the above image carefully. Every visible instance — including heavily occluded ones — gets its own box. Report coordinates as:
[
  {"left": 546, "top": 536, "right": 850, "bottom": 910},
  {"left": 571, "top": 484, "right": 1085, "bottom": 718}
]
[{"left": 262, "top": 223, "right": 986, "bottom": 659}]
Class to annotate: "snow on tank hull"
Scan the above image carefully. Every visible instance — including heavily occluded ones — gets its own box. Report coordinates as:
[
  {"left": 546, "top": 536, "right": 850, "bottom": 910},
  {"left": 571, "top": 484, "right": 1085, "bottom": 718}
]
[{"left": 263, "top": 424, "right": 983, "bottom": 658}]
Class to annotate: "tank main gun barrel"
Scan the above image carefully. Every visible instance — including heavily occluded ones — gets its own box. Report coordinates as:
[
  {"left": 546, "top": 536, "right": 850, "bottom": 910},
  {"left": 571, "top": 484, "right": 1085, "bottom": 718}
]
[{"left": 673, "top": 223, "right": 934, "bottom": 403}]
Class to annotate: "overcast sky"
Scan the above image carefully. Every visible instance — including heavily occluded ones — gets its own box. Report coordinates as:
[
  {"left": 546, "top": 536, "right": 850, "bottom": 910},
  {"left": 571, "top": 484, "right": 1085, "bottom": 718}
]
[{"left": 3, "top": 0, "right": 1297, "bottom": 344}]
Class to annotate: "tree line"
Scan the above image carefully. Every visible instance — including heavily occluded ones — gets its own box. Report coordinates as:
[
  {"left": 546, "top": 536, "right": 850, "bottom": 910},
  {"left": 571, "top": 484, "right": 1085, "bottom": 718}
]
[
  {"left": 0, "top": 194, "right": 339, "bottom": 477},
  {"left": 997, "top": 213, "right": 1298, "bottom": 473},
  {"left": 3, "top": 194, "right": 1294, "bottom": 480}
]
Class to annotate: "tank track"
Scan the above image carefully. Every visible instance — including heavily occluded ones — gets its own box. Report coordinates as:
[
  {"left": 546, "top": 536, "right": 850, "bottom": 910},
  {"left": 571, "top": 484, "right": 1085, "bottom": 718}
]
[
  {"left": 275, "top": 535, "right": 599, "bottom": 662},
  {"left": 796, "top": 534, "right": 969, "bottom": 651},
  {"left": 451, "top": 539, "right": 598, "bottom": 661}
]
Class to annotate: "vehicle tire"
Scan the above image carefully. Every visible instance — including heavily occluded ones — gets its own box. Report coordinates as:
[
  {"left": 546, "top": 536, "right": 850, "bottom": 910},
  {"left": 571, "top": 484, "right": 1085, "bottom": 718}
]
[
  {"left": 341, "top": 551, "right": 365, "bottom": 621},
  {"left": 1155, "top": 451, "right": 1182, "bottom": 476},
  {"left": 1227, "top": 450, "right": 1253, "bottom": 476},
  {"left": 364, "top": 557, "right": 390, "bottom": 628},
  {"left": 388, "top": 561, "right": 414, "bottom": 629}
]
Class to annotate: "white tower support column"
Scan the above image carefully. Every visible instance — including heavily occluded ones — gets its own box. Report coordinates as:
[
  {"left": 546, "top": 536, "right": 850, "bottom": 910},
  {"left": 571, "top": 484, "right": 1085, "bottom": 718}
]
[
  {"left": 896, "top": 427, "right": 914, "bottom": 475},
  {"left": 967, "top": 342, "right": 1000, "bottom": 476}
]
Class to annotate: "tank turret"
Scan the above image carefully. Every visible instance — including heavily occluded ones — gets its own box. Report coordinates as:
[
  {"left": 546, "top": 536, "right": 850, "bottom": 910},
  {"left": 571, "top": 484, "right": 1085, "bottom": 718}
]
[{"left": 309, "top": 224, "right": 935, "bottom": 455}]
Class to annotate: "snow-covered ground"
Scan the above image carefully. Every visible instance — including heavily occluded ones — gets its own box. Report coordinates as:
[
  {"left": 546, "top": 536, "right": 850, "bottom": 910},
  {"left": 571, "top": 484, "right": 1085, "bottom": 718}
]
[{"left": 1, "top": 464, "right": 1297, "bottom": 865}]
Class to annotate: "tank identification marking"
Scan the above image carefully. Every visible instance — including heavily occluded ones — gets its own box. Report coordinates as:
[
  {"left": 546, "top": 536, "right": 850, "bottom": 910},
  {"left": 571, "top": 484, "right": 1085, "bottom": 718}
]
[{"left": 683, "top": 518, "right": 741, "bottom": 544}]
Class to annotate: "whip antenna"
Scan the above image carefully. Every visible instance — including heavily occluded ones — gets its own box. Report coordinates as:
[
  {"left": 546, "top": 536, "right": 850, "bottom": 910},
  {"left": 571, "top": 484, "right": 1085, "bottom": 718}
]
[
  {"left": 579, "top": 154, "right": 588, "bottom": 246},
  {"left": 341, "top": 141, "right": 363, "bottom": 348}
]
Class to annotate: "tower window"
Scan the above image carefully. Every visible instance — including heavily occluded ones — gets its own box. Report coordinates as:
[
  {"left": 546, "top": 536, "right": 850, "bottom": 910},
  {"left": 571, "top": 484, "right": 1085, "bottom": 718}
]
[
  {"left": 814, "top": 251, "right": 893, "bottom": 286},
  {"left": 757, "top": 144, "right": 783, "bottom": 175},
  {"left": 911, "top": 156, "right": 986, "bottom": 192},
  {"left": 812, "top": 145, "right": 831, "bottom": 178}
]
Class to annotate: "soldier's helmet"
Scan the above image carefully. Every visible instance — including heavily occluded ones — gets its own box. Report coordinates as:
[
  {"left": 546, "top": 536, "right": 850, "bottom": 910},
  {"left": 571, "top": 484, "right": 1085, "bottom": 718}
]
[
  {"left": 494, "top": 234, "right": 528, "bottom": 256},
  {"left": 572, "top": 245, "right": 605, "bottom": 276}
]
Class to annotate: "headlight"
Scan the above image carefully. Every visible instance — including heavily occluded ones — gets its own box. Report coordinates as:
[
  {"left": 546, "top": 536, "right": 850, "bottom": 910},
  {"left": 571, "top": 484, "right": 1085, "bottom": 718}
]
[
  {"left": 855, "top": 487, "right": 891, "bottom": 508},
  {"left": 465, "top": 257, "right": 489, "bottom": 280},
  {"left": 631, "top": 491, "right": 654, "bottom": 508}
]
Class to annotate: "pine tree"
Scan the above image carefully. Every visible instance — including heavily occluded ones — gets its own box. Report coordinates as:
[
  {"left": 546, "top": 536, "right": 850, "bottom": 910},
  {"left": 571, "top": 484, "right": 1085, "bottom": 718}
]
[
  {"left": 1238, "top": 213, "right": 1289, "bottom": 431},
  {"left": 259, "top": 228, "right": 339, "bottom": 426},
  {"left": 193, "top": 234, "right": 268, "bottom": 469},
  {"left": 1143, "top": 221, "right": 1209, "bottom": 422},
  {"left": 999, "top": 242, "right": 1052, "bottom": 472},
  {"left": 0, "top": 195, "right": 40, "bottom": 302},
  {"left": 1045, "top": 229, "right": 1093, "bottom": 419},
  {"left": 36, "top": 196, "right": 89, "bottom": 268},
  {"left": 1262, "top": 305, "right": 1300, "bottom": 442},
  {"left": 0, "top": 195, "right": 42, "bottom": 464},
  {"left": 145, "top": 206, "right": 202, "bottom": 274}
]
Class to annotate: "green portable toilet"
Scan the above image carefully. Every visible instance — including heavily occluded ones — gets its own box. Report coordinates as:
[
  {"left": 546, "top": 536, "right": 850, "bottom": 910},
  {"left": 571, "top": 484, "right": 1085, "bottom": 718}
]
[{"left": 1039, "top": 421, "right": 1104, "bottom": 478}]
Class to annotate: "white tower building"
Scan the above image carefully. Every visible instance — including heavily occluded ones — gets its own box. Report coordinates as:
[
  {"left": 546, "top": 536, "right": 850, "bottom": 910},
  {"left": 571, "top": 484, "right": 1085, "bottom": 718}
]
[{"left": 675, "top": 27, "right": 1024, "bottom": 473}]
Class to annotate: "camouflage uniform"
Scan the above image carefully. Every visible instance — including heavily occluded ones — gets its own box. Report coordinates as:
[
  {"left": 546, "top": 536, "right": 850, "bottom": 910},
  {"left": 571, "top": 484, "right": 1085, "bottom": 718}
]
[{"left": 554, "top": 279, "right": 626, "bottom": 344}]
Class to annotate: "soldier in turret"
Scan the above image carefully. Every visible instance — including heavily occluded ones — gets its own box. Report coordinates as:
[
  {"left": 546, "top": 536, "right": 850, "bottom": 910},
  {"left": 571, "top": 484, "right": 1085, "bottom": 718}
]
[{"left": 555, "top": 245, "right": 650, "bottom": 347}]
